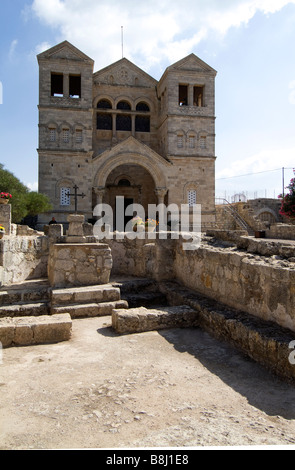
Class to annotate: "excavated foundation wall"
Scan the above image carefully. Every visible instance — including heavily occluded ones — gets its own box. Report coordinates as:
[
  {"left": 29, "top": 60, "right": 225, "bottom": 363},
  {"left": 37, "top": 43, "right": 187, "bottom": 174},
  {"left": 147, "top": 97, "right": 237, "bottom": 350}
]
[
  {"left": 1, "top": 226, "right": 294, "bottom": 336},
  {"left": 174, "top": 239, "right": 295, "bottom": 333},
  {"left": 105, "top": 233, "right": 295, "bottom": 333}
]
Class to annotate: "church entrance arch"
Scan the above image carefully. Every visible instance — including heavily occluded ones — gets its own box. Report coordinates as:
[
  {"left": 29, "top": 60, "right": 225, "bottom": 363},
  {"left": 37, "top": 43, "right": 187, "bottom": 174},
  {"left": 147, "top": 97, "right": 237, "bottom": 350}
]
[
  {"left": 93, "top": 144, "right": 169, "bottom": 229},
  {"left": 103, "top": 163, "right": 157, "bottom": 229}
]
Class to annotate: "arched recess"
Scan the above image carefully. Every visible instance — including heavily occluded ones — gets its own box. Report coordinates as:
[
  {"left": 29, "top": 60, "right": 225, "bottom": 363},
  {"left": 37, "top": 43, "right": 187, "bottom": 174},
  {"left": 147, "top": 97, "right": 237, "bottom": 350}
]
[{"left": 94, "top": 152, "right": 167, "bottom": 190}]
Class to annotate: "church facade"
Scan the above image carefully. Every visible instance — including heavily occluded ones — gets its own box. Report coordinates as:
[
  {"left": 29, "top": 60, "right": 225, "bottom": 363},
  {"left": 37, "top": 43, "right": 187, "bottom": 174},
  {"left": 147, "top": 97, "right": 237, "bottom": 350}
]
[{"left": 37, "top": 41, "right": 217, "bottom": 229}]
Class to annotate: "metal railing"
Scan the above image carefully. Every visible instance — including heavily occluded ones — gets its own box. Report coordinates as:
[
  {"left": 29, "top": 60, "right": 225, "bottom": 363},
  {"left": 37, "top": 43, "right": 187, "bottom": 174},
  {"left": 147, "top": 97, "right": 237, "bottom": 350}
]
[{"left": 215, "top": 198, "right": 254, "bottom": 235}]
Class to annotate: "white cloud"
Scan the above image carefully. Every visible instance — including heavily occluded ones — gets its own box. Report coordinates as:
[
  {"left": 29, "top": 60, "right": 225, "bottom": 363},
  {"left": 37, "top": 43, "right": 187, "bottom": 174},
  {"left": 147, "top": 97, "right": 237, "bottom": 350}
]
[
  {"left": 30, "top": 0, "right": 295, "bottom": 73},
  {"left": 216, "top": 146, "right": 295, "bottom": 180},
  {"left": 9, "top": 39, "right": 18, "bottom": 61},
  {"left": 26, "top": 181, "right": 38, "bottom": 192}
]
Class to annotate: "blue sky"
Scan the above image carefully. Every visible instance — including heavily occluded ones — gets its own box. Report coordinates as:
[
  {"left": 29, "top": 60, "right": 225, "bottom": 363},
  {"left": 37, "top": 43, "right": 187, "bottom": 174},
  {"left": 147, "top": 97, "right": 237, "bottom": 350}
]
[{"left": 0, "top": 0, "right": 295, "bottom": 201}]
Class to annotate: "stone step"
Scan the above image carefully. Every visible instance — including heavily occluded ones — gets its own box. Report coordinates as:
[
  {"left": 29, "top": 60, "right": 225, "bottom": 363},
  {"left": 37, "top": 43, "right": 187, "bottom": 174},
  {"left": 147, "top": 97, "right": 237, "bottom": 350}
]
[
  {"left": 52, "top": 300, "right": 128, "bottom": 318},
  {"left": 112, "top": 305, "right": 198, "bottom": 334},
  {"left": 0, "top": 282, "right": 51, "bottom": 306},
  {"left": 0, "top": 302, "right": 50, "bottom": 318},
  {"left": 51, "top": 284, "right": 121, "bottom": 306},
  {"left": 0, "top": 313, "right": 72, "bottom": 348}
]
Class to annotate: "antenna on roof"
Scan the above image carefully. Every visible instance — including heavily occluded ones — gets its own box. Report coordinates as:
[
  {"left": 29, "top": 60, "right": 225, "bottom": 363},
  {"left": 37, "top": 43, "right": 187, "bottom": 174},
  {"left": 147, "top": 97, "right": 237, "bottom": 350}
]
[{"left": 121, "top": 26, "right": 124, "bottom": 58}]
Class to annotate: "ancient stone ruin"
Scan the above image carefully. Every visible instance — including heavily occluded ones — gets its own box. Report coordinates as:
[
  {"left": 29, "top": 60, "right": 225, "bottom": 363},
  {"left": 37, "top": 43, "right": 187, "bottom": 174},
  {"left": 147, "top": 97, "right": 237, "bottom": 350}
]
[{"left": 0, "top": 203, "right": 295, "bottom": 383}]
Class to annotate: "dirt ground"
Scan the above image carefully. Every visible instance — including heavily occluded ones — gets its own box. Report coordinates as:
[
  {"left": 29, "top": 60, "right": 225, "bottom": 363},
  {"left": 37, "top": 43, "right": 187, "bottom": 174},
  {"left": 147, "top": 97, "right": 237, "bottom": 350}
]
[{"left": 1, "top": 314, "right": 295, "bottom": 450}]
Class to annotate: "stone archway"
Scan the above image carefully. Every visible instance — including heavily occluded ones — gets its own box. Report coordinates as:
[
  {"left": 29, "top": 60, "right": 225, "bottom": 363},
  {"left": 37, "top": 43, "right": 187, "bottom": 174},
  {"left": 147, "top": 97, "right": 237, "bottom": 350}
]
[
  {"left": 103, "top": 163, "right": 158, "bottom": 229},
  {"left": 92, "top": 137, "right": 171, "bottom": 229},
  {"left": 93, "top": 136, "right": 170, "bottom": 199}
]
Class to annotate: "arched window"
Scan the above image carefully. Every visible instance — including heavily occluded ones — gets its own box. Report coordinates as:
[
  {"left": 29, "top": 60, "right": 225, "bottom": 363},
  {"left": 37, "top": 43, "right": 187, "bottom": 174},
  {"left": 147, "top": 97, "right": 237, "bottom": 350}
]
[
  {"left": 62, "top": 128, "right": 70, "bottom": 143},
  {"left": 116, "top": 114, "right": 131, "bottom": 131},
  {"left": 118, "top": 179, "right": 131, "bottom": 187},
  {"left": 97, "top": 99, "right": 112, "bottom": 109},
  {"left": 136, "top": 102, "right": 150, "bottom": 112},
  {"left": 117, "top": 100, "right": 131, "bottom": 110},
  {"left": 135, "top": 116, "right": 150, "bottom": 132},
  {"left": 97, "top": 113, "right": 112, "bottom": 130},
  {"left": 188, "top": 190, "right": 197, "bottom": 207}
]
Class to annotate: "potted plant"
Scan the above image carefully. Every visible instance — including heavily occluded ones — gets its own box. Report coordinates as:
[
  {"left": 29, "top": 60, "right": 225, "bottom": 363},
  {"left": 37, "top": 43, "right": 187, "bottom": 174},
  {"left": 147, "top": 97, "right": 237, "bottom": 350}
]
[
  {"left": 145, "top": 218, "right": 158, "bottom": 232},
  {"left": 0, "top": 192, "right": 12, "bottom": 204},
  {"left": 0, "top": 225, "right": 5, "bottom": 238},
  {"left": 131, "top": 216, "right": 145, "bottom": 232}
]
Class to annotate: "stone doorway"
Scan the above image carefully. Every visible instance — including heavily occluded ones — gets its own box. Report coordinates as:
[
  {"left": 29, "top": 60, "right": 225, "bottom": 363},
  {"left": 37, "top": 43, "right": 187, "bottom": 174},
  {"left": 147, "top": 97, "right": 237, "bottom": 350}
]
[{"left": 104, "top": 164, "right": 158, "bottom": 230}]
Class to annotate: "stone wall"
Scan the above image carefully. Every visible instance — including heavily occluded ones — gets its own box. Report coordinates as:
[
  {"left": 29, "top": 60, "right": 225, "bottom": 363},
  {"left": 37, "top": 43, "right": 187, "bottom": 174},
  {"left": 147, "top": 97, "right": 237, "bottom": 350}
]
[
  {"left": 0, "top": 235, "right": 49, "bottom": 286},
  {"left": 48, "top": 242, "right": 112, "bottom": 288},
  {"left": 267, "top": 223, "right": 295, "bottom": 240},
  {"left": 174, "top": 239, "right": 295, "bottom": 332},
  {"left": 104, "top": 233, "right": 295, "bottom": 333}
]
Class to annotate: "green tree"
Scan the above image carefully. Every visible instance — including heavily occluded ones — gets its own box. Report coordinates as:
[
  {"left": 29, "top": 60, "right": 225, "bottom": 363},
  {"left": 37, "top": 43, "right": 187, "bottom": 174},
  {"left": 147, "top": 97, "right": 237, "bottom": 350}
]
[
  {"left": 25, "top": 191, "right": 52, "bottom": 217},
  {"left": 280, "top": 170, "right": 295, "bottom": 220},
  {"left": 0, "top": 164, "right": 52, "bottom": 223}
]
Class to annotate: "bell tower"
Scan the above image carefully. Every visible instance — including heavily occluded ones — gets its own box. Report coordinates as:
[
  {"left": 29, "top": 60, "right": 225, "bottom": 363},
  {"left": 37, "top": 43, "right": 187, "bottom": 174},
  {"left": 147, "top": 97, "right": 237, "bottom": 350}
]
[
  {"left": 157, "top": 54, "right": 217, "bottom": 227},
  {"left": 37, "top": 41, "right": 94, "bottom": 225}
]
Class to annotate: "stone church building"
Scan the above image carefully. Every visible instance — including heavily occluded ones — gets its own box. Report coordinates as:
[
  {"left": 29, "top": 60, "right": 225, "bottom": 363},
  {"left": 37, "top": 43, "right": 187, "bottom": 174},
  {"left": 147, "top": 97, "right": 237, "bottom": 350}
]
[{"left": 37, "top": 41, "right": 217, "bottom": 229}]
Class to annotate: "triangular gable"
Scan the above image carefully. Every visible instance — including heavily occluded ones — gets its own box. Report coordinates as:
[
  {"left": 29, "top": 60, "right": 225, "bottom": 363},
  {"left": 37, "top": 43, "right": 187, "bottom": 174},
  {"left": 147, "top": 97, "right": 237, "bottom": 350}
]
[
  {"left": 93, "top": 136, "right": 171, "bottom": 167},
  {"left": 37, "top": 41, "right": 94, "bottom": 64},
  {"left": 93, "top": 58, "right": 158, "bottom": 87},
  {"left": 165, "top": 53, "right": 217, "bottom": 75}
]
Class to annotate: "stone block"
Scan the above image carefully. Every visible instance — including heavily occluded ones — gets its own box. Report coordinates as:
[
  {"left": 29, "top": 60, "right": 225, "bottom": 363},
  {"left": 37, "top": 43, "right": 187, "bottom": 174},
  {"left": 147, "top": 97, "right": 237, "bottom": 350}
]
[
  {"left": 48, "top": 243, "right": 112, "bottom": 287},
  {"left": 112, "top": 305, "right": 198, "bottom": 334},
  {"left": 0, "top": 314, "right": 72, "bottom": 347}
]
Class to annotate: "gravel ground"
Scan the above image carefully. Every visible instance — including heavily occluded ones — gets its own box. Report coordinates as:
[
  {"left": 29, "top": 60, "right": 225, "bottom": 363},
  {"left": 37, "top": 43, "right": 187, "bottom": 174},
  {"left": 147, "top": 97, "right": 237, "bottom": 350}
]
[{"left": 1, "top": 315, "right": 295, "bottom": 450}]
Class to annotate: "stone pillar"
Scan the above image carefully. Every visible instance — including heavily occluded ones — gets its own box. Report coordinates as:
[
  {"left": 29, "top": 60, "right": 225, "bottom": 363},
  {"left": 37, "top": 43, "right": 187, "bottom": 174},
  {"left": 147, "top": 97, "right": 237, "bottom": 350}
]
[
  {"left": 188, "top": 84, "right": 194, "bottom": 106},
  {"left": 65, "top": 214, "right": 86, "bottom": 243},
  {"left": 112, "top": 114, "right": 117, "bottom": 142},
  {"left": 154, "top": 188, "right": 167, "bottom": 205},
  {"left": 155, "top": 188, "right": 168, "bottom": 231},
  {"left": 93, "top": 187, "right": 105, "bottom": 206},
  {"left": 131, "top": 114, "right": 135, "bottom": 137},
  {"left": 63, "top": 73, "right": 69, "bottom": 98}
]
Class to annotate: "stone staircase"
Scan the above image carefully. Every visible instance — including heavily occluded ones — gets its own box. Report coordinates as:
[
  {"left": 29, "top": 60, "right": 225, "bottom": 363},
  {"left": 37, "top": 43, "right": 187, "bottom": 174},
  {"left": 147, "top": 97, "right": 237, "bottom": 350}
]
[
  {"left": 111, "top": 279, "right": 295, "bottom": 383},
  {"left": 111, "top": 277, "right": 199, "bottom": 334},
  {"left": 0, "top": 279, "right": 128, "bottom": 348},
  {"left": 0, "top": 280, "right": 71, "bottom": 348},
  {"left": 0, "top": 280, "right": 51, "bottom": 318},
  {"left": 2, "top": 276, "right": 295, "bottom": 382},
  {"left": 51, "top": 284, "right": 128, "bottom": 318}
]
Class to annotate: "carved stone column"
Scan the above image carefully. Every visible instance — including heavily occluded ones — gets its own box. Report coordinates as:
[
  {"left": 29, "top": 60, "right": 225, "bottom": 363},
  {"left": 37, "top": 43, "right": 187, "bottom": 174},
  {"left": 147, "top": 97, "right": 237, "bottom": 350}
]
[
  {"left": 154, "top": 187, "right": 167, "bottom": 205},
  {"left": 131, "top": 114, "right": 136, "bottom": 137},
  {"left": 154, "top": 188, "right": 167, "bottom": 231},
  {"left": 112, "top": 114, "right": 117, "bottom": 142},
  {"left": 93, "top": 187, "right": 106, "bottom": 205},
  {"left": 188, "top": 84, "right": 194, "bottom": 106},
  {"left": 63, "top": 73, "right": 69, "bottom": 98}
]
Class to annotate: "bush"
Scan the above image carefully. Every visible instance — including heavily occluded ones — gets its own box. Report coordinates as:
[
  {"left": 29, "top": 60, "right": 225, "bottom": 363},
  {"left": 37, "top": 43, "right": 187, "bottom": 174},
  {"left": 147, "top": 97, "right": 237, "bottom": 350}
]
[
  {"left": 280, "top": 170, "right": 295, "bottom": 220},
  {"left": 0, "top": 164, "right": 52, "bottom": 223}
]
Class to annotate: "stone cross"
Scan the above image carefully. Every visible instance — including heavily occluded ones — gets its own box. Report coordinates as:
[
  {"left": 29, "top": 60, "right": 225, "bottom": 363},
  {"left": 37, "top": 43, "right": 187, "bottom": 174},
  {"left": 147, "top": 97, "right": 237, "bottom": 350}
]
[{"left": 67, "top": 185, "right": 85, "bottom": 213}]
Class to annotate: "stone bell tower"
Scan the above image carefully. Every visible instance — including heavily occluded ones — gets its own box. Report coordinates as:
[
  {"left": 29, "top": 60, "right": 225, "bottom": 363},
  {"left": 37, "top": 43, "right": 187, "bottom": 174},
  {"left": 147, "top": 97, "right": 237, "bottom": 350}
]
[
  {"left": 157, "top": 54, "right": 217, "bottom": 227},
  {"left": 37, "top": 41, "right": 94, "bottom": 225}
]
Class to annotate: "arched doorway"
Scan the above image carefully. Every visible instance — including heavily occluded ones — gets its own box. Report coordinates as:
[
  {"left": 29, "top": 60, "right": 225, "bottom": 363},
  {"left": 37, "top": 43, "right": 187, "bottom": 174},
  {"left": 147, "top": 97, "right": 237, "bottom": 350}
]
[
  {"left": 104, "top": 164, "right": 157, "bottom": 229},
  {"left": 92, "top": 137, "right": 170, "bottom": 229}
]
